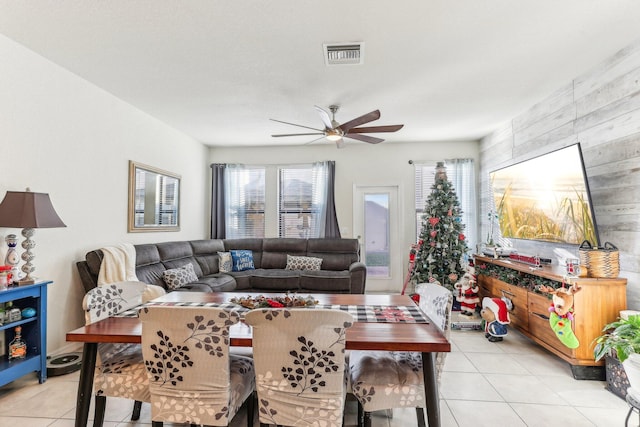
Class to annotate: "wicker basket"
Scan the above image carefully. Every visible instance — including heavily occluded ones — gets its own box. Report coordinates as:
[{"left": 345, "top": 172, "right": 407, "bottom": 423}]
[{"left": 578, "top": 240, "right": 620, "bottom": 278}]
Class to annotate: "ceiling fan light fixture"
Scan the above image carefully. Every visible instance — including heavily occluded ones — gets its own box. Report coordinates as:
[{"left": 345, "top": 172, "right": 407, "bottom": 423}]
[{"left": 326, "top": 133, "right": 342, "bottom": 142}]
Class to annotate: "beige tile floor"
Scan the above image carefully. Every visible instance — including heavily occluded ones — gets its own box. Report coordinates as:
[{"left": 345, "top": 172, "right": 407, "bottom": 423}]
[{"left": 0, "top": 326, "right": 632, "bottom": 427}]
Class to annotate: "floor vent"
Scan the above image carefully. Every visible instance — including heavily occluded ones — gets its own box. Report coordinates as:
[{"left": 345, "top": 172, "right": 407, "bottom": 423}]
[{"left": 323, "top": 42, "right": 364, "bottom": 65}]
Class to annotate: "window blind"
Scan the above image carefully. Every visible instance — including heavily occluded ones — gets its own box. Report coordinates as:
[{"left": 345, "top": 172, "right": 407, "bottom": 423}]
[
  {"left": 224, "top": 165, "right": 266, "bottom": 238},
  {"left": 278, "top": 166, "right": 315, "bottom": 238}
]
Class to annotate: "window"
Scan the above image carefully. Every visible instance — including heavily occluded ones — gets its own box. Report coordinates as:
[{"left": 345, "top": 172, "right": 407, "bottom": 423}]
[
  {"left": 224, "top": 165, "right": 266, "bottom": 238},
  {"left": 414, "top": 159, "right": 477, "bottom": 252},
  {"left": 279, "top": 166, "right": 315, "bottom": 238},
  {"left": 213, "top": 161, "right": 338, "bottom": 239}
]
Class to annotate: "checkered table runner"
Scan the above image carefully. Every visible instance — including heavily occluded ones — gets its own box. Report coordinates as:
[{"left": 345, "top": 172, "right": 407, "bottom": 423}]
[{"left": 119, "top": 301, "right": 429, "bottom": 324}]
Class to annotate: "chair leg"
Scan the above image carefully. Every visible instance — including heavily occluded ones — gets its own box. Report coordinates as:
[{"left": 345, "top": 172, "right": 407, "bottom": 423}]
[
  {"left": 363, "top": 411, "right": 372, "bottom": 427},
  {"left": 93, "top": 394, "right": 106, "bottom": 427},
  {"left": 246, "top": 394, "right": 255, "bottom": 427},
  {"left": 416, "top": 407, "right": 426, "bottom": 427},
  {"left": 356, "top": 401, "right": 364, "bottom": 427},
  {"left": 131, "top": 400, "right": 142, "bottom": 421},
  {"left": 151, "top": 422, "right": 163, "bottom": 427}
]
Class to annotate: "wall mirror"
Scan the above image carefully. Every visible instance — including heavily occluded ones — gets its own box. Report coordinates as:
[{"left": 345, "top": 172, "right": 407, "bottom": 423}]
[{"left": 128, "top": 161, "right": 180, "bottom": 232}]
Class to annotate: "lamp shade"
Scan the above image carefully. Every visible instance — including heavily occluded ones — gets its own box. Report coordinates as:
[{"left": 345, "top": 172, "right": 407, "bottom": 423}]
[{"left": 0, "top": 191, "right": 66, "bottom": 229}]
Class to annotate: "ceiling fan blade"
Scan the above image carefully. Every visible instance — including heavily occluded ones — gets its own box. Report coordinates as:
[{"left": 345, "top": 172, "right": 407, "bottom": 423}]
[
  {"left": 272, "top": 132, "right": 325, "bottom": 137},
  {"left": 344, "top": 133, "right": 384, "bottom": 144},
  {"left": 347, "top": 124, "right": 404, "bottom": 134},
  {"left": 305, "top": 136, "right": 329, "bottom": 145},
  {"left": 270, "top": 118, "right": 324, "bottom": 132},
  {"left": 314, "top": 105, "right": 333, "bottom": 129},
  {"left": 337, "top": 110, "right": 381, "bottom": 132}
]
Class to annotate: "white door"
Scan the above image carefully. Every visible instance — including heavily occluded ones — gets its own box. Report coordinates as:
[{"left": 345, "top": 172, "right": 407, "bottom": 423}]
[{"left": 353, "top": 186, "right": 401, "bottom": 293}]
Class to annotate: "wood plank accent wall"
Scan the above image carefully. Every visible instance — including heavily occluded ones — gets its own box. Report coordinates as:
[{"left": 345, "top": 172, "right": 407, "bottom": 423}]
[{"left": 479, "top": 40, "right": 640, "bottom": 309}]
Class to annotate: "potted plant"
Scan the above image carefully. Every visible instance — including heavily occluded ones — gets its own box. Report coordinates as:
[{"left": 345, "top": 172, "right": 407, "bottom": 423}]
[{"left": 594, "top": 314, "right": 640, "bottom": 399}]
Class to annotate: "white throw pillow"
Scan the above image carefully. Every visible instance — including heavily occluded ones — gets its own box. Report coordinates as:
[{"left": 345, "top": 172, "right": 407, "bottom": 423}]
[{"left": 218, "top": 251, "right": 233, "bottom": 273}]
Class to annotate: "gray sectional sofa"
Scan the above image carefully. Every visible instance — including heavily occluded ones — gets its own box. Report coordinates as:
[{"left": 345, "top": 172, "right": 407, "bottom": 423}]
[{"left": 77, "top": 238, "right": 366, "bottom": 294}]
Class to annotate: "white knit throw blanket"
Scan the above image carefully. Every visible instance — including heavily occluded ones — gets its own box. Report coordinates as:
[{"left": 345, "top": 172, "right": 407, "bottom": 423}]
[{"left": 97, "top": 243, "right": 139, "bottom": 286}]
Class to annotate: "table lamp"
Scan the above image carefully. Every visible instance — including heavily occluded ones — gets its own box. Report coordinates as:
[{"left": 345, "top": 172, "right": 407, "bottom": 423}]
[{"left": 0, "top": 189, "right": 66, "bottom": 285}]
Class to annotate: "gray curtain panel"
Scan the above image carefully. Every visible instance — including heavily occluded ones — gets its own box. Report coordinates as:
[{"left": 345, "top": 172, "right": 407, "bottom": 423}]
[
  {"left": 210, "top": 163, "right": 226, "bottom": 239},
  {"left": 324, "top": 160, "right": 341, "bottom": 238}
]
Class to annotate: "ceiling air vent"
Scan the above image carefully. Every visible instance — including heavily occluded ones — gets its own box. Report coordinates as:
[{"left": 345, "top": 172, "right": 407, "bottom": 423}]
[{"left": 323, "top": 42, "right": 364, "bottom": 65}]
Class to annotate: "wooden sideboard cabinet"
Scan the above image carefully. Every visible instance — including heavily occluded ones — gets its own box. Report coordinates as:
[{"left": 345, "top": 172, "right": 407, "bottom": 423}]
[{"left": 474, "top": 255, "right": 627, "bottom": 379}]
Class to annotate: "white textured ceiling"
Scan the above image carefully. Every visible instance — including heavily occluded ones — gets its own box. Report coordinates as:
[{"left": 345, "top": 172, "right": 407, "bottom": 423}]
[{"left": 1, "top": 1, "right": 640, "bottom": 147}]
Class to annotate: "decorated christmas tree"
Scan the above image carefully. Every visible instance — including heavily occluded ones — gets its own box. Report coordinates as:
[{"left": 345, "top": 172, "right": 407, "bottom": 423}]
[{"left": 413, "top": 162, "right": 469, "bottom": 290}]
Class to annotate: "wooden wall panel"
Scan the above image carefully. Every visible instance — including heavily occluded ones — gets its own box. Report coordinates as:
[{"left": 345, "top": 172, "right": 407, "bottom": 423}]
[
  {"left": 514, "top": 103, "right": 576, "bottom": 146},
  {"left": 575, "top": 66, "right": 640, "bottom": 117},
  {"left": 479, "top": 39, "right": 640, "bottom": 310},
  {"left": 512, "top": 83, "right": 574, "bottom": 132},
  {"left": 574, "top": 42, "right": 640, "bottom": 99}
]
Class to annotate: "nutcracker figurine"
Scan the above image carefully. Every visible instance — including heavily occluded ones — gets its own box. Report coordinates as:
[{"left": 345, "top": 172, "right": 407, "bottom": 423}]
[{"left": 5, "top": 234, "right": 20, "bottom": 286}]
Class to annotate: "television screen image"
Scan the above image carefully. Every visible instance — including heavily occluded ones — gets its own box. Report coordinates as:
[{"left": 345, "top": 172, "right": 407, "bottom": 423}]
[{"left": 490, "top": 143, "right": 599, "bottom": 245}]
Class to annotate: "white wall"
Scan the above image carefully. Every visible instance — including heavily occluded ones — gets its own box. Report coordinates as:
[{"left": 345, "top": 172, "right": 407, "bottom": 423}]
[
  {"left": 0, "top": 35, "right": 210, "bottom": 352},
  {"left": 210, "top": 140, "right": 479, "bottom": 290}
]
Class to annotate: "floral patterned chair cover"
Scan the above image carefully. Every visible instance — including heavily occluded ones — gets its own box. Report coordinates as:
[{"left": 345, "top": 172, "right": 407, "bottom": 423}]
[
  {"left": 349, "top": 283, "right": 453, "bottom": 427},
  {"left": 139, "top": 305, "right": 255, "bottom": 427},
  {"left": 244, "top": 308, "right": 354, "bottom": 427},
  {"left": 83, "top": 281, "right": 158, "bottom": 425}
]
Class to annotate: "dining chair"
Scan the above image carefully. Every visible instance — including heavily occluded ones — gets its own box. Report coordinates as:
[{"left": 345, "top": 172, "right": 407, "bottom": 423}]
[
  {"left": 349, "top": 282, "right": 454, "bottom": 427},
  {"left": 139, "top": 305, "right": 255, "bottom": 427},
  {"left": 244, "top": 308, "right": 354, "bottom": 427},
  {"left": 83, "top": 281, "right": 157, "bottom": 426}
]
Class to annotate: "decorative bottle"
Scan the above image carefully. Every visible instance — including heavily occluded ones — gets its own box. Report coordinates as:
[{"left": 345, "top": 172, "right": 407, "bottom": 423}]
[{"left": 8, "top": 326, "right": 27, "bottom": 360}]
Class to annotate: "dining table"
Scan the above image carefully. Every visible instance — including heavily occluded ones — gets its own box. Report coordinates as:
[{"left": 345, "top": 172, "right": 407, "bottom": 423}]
[{"left": 66, "top": 292, "right": 451, "bottom": 427}]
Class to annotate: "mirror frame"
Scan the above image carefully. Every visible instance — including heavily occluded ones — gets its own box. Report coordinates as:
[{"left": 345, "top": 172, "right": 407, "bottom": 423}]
[{"left": 128, "top": 161, "right": 181, "bottom": 232}]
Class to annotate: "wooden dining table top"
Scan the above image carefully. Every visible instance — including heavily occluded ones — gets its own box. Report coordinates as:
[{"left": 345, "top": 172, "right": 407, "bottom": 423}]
[{"left": 67, "top": 292, "right": 451, "bottom": 353}]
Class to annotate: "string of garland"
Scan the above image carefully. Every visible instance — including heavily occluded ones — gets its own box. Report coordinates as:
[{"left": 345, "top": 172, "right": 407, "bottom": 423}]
[{"left": 475, "top": 262, "right": 559, "bottom": 295}]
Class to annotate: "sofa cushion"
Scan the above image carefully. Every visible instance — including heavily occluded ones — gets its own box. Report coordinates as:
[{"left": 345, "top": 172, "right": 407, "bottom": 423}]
[
  {"left": 261, "top": 238, "right": 308, "bottom": 269},
  {"left": 136, "top": 263, "right": 168, "bottom": 288},
  {"left": 231, "top": 250, "right": 255, "bottom": 272},
  {"left": 135, "top": 244, "right": 162, "bottom": 266},
  {"left": 226, "top": 270, "right": 253, "bottom": 290},
  {"left": 285, "top": 255, "right": 322, "bottom": 271},
  {"left": 191, "top": 274, "right": 237, "bottom": 292},
  {"left": 300, "top": 270, "right": 351, "bottom": 292},
  {"left": 249, "top": 269, "right": 300, "bottom": 291},
  {"left": 163, "top": 263, "right": 199, "bottom": 290},
  {"left": 307, "top": 238, "right": 359, "bottom": 270},
  {"left": 191, "top": 239, "right": 225, "bottom": 275}
]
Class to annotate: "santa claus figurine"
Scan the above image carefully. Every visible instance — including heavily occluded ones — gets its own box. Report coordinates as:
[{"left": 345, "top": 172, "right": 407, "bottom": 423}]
[
  {"left": 454, "top": 260, "right": 480, "bottom": 316},
  {"left": 481, "top": 297, "right": 511, "bottom": 342}
]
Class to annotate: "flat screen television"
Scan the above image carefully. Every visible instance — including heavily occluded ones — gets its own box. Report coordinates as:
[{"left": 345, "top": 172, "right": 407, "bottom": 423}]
[{"left": 489, "top": 143, "right": 599, "bottom": 245}]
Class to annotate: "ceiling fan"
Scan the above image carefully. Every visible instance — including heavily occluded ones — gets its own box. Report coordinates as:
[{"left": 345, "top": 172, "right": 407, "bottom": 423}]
[{"left": 270, "top": 105, "right": 404, "bottom": 148}]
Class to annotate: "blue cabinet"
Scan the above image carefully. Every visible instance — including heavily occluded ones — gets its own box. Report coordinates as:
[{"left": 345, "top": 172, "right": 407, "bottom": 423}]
[{"left": 0, "top": 281, "right": 50, "bottom": 386}]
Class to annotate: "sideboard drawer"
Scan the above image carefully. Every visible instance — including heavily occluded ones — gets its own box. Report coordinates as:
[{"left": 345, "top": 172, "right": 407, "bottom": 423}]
[{"left": 529, "top": 311, "right": 574, "bottom": 357}]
